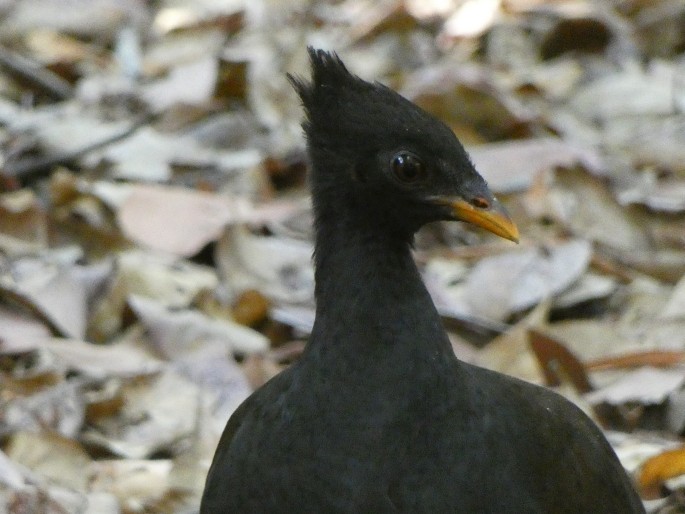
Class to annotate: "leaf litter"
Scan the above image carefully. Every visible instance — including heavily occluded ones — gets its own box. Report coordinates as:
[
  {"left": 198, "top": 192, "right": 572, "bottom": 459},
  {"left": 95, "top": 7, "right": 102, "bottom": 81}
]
[{"left": 0, "top": 0, "right": 684, "bottom": 511}]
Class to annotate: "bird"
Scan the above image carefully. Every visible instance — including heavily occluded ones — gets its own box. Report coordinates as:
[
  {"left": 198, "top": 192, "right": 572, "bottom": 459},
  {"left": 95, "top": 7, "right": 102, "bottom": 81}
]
[{"left": 200, "top": 48, "right": 645, "bottom": 514}]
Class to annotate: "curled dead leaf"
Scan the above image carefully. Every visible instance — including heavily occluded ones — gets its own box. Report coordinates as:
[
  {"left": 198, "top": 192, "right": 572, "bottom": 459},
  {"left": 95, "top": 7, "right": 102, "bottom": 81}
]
[{"left": 638, "top": 446, "right": 685, "bottom": 499}]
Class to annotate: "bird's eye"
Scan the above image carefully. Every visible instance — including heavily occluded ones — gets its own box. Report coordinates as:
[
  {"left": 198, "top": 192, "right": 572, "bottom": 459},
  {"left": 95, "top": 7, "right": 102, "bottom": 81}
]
[{"left": 391, "top": 152, "right": 425, "bottom": 183}]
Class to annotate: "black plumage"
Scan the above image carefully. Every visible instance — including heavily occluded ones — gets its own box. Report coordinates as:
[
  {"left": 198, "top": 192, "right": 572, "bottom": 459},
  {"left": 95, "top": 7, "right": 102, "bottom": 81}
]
[{"left": 201, "top": 48, "right": 644, "bottom": 514}]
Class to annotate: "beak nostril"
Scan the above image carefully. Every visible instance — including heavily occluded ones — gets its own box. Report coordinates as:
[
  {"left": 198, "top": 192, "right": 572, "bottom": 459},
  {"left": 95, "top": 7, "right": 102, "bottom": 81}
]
[{"left": 471, "top": 196, "right": 490, "bottom": 209}]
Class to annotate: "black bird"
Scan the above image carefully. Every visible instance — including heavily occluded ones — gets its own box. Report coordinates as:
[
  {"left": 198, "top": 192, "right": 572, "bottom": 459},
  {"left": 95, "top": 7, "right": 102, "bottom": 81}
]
[{"left": 201, "top": 48, "right": 644, "bottom": 513}]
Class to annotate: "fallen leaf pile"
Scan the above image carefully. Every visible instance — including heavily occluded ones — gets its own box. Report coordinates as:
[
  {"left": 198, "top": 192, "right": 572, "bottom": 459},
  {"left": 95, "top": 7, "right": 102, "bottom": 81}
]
[{"left": 0, "top": 0, "right": 684, "bottom": 512}]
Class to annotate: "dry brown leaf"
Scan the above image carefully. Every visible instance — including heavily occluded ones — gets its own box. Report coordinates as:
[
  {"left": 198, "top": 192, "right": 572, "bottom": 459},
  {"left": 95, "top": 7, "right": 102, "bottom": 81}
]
[
  {"left": 639, "top": 446, "right": 685, "bottom": 499},
  {"left": 587, "top": 351, "right": 685, "bottom": 372},
  {"left": 528, "top": 329, "right": 593, "bottom": 393},
  {"left": 404, "top": 61, "right": 533, "bottom": 142},
  {"left": 231, "top": 289, "right": 270, "bottom": 327},
  {"left": 0, "top": 189, "right": 47, "bottom": 254}
]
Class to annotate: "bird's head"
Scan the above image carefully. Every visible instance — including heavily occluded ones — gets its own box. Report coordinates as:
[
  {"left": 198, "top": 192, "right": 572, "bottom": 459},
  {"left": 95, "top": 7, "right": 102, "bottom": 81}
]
[{"left": 289, "top": 47, "right": 518, "bottom": 244}]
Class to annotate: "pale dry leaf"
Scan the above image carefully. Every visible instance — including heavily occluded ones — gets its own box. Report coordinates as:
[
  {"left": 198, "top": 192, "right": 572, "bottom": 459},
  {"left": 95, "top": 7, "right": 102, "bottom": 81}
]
[
  {"left": 0, "top": 448, "right": 26, "bottom": 490},
  {"left": 174, "top": 350, "right": 251, "bottom": 425},
  {"left": 422, "top": 257, "right": 472, "bottom": 321},
  {"left": 620, "top": 276, "right": 672, "bottom": 327},
  {"left": 9, "top": 101, "right": 131, "bottom": 156},
  {"left": 2, "top": 379, "right": 85, "bottom": 438},
  {"left": 129, "top": 295, "right": 268, "bottom": 357},
  {"left": 4, "top": 483, "right": 88, "bottom": 513},
  {"left": 89, "top": 250, "right": 217, "bottom": 340},
  {"left": 90, "top": 459, "right": 172, "bottom": 511},
  {"left": 83, "top": 179, "right": 135, "bottom": 211},
  {"left": 103, "top": 126, "right": 261, "bottom": 181},
  {"left": 84, "top": 492, "right": 121, "bottom": 514},
  {"left": 533, "top": 167, "right": 650, "bottom": 252},
  {"left": 640, "top": 319, "right": 685, "bottom": 350},
  {"left": 0, "top": 305, "right": 52, "bottom": 353},
  {"left": 142, "top": 29, "right": 226, "bottom": 75},
  {"left": 621, "top": 431, "right": 673, "bottom": 470},
  {"left": 167, "top": 443, "right": 207, "bottom": 509},
  {"left": 270, "top": 304, "right": 315, "bottom": 334},
  {"left": 83, "top": 370, "right": 199, "bottom": 459},
  {"left": 619, "top": 177, "right": 685, "bottom": 213},
  {"left": 405, "top": 0, "right": 457, "bottom": 19},
  {"left": 465, "top": 239, "right": 592, "bottom": 321},
  {"left": 603, "top": 115, "right": 685, "bottom": 176},
  {"left": 619, "top": 248, "right": 685, "bottom": 283},
  {"left": 468, "top": 138, "right": 603, "bottom": 193},
  {"left": 217, "top": 226, "right": 314, "bottom": 304},
  {"left": 118, "top": 250, "right": 217, "bottom": 307},
  {"left": 117, "top": 185, "right": 297, "bottom": 256},
  {"left": 571, "top": 64, "right": 677, "bottom": 121},
  {"left": 118, "top": 185, "right": 235, "bottom": 256},
  {"left": 5, "top": 431, "right": 91, "bottom": 492},
  {"left": 424, "top": 255, "right": 544, "bottom": 331},
  {"left": 544, "top": 319, "right": 645, "bottom": 362},
  {"left": 474, "top": 301, "right": 550, "bottom": 384},
  {"left": 0, "top": 258, "right": 87, "bottom": 339},
  {"left": 141, "top": 57, "right": 218, "bottom": 111},
  {"left": 0, "top": 0, "right": 147, "bottom": 38},
  {"left": 553, "top": 272, "right": 617, "bottom": 309},
  {"left": 43, "top": 338, "right": 163, "bottom": 379},
  {"left": 441, "top": 0, "right": 500, "bottom": 39},
  {"left": 661, "top": 275, "right": 685, "bottom": 319},
  {"left": 154, "top": 0, "right": 244, "bottom": 33},
  {"left": 667, "top": 388, "right": 685, "bottom": 434},
  {"left": 585, "top": 367, "right": 685, "bottom": 406}
]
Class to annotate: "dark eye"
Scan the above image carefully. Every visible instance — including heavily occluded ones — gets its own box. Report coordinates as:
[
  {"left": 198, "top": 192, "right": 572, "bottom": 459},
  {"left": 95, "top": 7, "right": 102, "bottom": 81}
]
[{"left": 391, "top": 152, "right": 425, "bottom": 183}]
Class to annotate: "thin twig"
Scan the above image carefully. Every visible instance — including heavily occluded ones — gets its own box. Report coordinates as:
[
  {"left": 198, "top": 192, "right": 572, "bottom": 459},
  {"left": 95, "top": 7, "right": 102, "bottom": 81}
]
[
  {"left": 3, "top": 115, "right": 154, "bottom": 182},
  {"left": 0, "top": 46, "right": 73, "bottom": 100}
]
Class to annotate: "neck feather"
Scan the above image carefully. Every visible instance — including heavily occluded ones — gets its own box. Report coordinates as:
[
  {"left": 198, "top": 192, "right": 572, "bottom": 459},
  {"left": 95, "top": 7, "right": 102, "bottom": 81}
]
[{"left": 308, "top": 192, "right": 453, "bottom": 361}]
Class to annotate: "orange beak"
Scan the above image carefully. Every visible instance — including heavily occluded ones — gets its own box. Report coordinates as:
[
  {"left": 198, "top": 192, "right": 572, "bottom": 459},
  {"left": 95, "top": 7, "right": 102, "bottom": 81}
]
[{"left": 437, "top": 197, "right": 519, "bottom": 243}]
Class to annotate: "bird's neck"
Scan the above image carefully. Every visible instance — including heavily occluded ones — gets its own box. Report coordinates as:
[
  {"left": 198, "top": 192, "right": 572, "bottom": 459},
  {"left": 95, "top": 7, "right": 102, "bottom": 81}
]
[{"left": 308, "top": 203, "right": 455, "bottom": 364}]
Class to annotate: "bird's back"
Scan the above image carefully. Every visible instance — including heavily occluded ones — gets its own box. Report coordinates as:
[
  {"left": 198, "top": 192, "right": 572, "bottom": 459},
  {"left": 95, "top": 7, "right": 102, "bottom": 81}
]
[{"left": 201, "top": 359, "right": 643, "bottom": 513}]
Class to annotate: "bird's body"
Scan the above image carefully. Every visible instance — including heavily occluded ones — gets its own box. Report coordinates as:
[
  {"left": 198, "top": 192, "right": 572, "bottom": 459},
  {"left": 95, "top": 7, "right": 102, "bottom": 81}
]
[{"left": 201, "top": 48, "right": 644, "bottom": 513}]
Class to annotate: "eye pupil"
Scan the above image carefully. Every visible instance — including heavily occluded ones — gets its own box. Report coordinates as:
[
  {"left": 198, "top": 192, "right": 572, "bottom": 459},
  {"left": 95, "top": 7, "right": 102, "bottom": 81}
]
[{"left": 392, "top": 152, "right": 424, "bottom": 183}]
